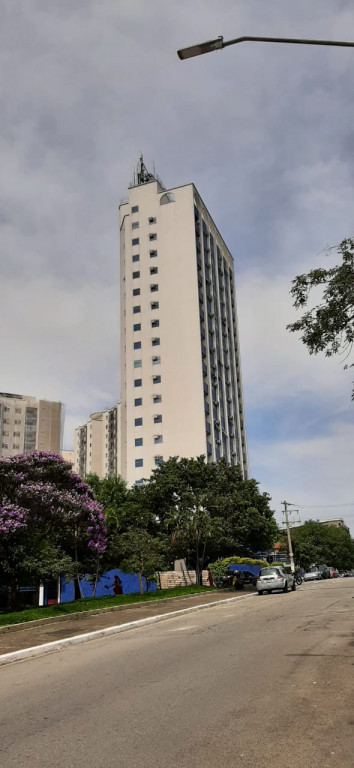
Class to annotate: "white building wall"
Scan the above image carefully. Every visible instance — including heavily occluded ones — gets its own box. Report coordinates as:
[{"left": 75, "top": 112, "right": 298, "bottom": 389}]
[
  {"left": 73, "top": 404, "right": 121, "bottom": 480},
  {"left": 119, "top": 175, "right": 248, "bottom": 487}
]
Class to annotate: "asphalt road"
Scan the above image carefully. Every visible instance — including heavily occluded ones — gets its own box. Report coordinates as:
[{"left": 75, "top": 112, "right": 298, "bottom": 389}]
[{"left": 1, "top": 580, "right": 353, "bottom": 768}]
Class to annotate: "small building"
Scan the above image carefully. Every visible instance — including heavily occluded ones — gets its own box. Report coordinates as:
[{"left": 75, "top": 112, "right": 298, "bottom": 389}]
[{"left": 0, "top": 392, "right": 63, "bottom": 458}]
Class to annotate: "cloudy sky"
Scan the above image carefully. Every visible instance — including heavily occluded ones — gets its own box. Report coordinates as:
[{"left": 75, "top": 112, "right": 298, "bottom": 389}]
[{"left": 1, "top": 0, "right": 353, "bottom": 532}]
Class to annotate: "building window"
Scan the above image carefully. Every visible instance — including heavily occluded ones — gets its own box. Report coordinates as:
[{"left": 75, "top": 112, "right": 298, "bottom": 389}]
[
  {"left": 135, "top": 418, "right": 143, "bottom": 426},
  {"left": 154, "top": 435, "right": 163, "bottom": 444},
  {"left": 133, "top": 323, "right": 141, "bottom": 331},
  {"left": 133, "top": 288, "right": 140, "bottom": 296},
  {"left": 131, "top": 205, "right": 139, "bottom": 213},
  {"left": 134, "top": 398, "right": 142, "bottom": 406},
  {"left": 13, "top": 431, "right": 20, "bottom": 437},
  {"left": 150, "top": 284, "right": 158, "bottom": 292},
  {"left": 133, "top": 305, "right": 141, "bottom": 314},
  {"left": 135, "top": 437, "right": 143, "bottom": 447},
  {"left": 151, "top": 301, "right": 159, "bottom": 310},
  {"left": 14, "top": 419, "right": 21, "bottom": 425},
  {"left": 151, "top": 319, "right": 159, "bottom": 328},
  {"left": 132, "top": 221, "right": 139, "bottom": 229},
  {"left": 149, "top": 233, "right": 157, "bottom": 241},
  {"left": 135, "top": 458, "right": 143, "bottom": 468},
  {"left": 152, "top": 337, "right": 160, "bottom": 346},
  {"left": 134, "top": 360, "right": 142, "bottom": 368},
  {"left": 132, "top": 238, "right": 139, "bottom": 246},
  {"left": 132, "top": 254, "right": 140, "bottom": 263},
  {"left": 149, "top": 217, "right": 156, "bottom": 224},
  {"left": 4, "top": 406, "right": 10, "bottom": 412},
  {"left": 2, "top": 443, "right": 8, "bottom": 449},
  {"left": 134, "top": 379, "right": 142, "bottom": 388},
  {"left": 150, "top": 266, "right": 158, "bottom": 275},
  {"left": 152, "top": 356, "right": 161, "bottom": 365},
  {"left": 153, "top": 375, "right": 161, "bottom": 384},
  {"left": 154, "top": 455, "right": 163, "bottom": 466},
  {"left": 132, "top": 271, "right": 140, "bottom": 279},
  {"left": 154, "top": 415, "right": 162, "bottom": 424},
  {"left": 15, "top": 408, "right": 21, "bottom": 414},
  {"left": 150, "top": 250, "right": 157, "bottom": 258},
  {"left": 134, "top": 341, "right": 141, "bottom": 350},
  {"left": 153, "top": 394, "right": 162, "bottom": 404}
]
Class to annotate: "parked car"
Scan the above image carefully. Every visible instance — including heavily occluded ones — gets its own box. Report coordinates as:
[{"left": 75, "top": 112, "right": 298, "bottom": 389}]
[
  {"left": 256, "top": 567, "right": 295, "bottom": 595},
  {"left": 217, "top": 569, "right": 256, "bottom": 590},
  {"left": 303, "top": 568, "right": 322, "bottom": 581}
]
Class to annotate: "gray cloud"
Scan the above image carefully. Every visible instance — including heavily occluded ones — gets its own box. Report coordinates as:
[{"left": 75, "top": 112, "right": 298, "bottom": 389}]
[{"left": 1, "top": 0, "right": 354, "bottom": 529}]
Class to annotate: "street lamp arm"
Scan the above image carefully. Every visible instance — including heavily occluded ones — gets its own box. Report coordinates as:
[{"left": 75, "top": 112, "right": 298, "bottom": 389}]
[{"left": 177, "top": 34, "right": 354, "bottom": 60}]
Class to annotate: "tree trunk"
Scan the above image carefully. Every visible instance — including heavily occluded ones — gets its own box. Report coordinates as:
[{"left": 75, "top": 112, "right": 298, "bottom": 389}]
[
  {"left": 138, "top": 572, "right": 144, "bottom": 595},
  {"left": 74, "top": 577, "right": 82, "bottom": 601},
  {"left": 92, "top": 556, "right": 100, "bottom": 598},
  {"left": 9, "top": 579, "right": 18, "bottom": 612}
]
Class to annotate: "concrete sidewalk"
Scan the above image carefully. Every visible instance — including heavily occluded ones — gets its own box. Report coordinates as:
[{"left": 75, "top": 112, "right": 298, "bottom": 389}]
[{"left": 0, "top": 588, "right": 255, "bottom": 659}]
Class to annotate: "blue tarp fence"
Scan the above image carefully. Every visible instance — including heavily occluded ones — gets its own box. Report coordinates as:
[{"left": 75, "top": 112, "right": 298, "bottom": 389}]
[
  {"left": 60, "top": 568, "right": 157, "bottom": 603},
  {"left": 227, "top": 564, "right": 262, "bottom": 577}
]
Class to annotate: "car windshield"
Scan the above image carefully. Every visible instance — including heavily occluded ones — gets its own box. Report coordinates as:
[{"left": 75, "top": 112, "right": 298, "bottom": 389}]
[
  {"left": 260, "top": 568, "right": 280, "bottom": 576},
  {"left": 309, "top": 567, "right": 318, "bottom": 573}
]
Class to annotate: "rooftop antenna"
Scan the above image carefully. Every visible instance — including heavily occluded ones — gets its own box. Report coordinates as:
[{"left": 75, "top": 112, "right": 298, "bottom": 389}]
[{"left": 136, "top": 152, "right": 155, "bottom": 185}]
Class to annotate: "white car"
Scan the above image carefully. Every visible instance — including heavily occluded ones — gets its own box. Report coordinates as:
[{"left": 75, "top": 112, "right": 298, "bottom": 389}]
[
  {"left": 256, "top": 567, "right": 296, "bottom": 595},
  {"left": 303, "top": 568, "right": 321, "bottom": 581}
]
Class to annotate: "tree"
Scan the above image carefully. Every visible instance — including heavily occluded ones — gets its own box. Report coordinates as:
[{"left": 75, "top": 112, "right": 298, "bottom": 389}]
[
  {"left": 287, "top": 238, "right": 354, "bottom": 398},
  {"left": 288, "top": 521, "right": 354, "bottom": 571},
  {"left": 117, "top": 529, "right": 167, "bottom": 595},
  {"left": 144, "top": 457, "right": 277, "bottom": 584},
  {"left": 0, "top": 452, "right": 107, "bottom": 607}
]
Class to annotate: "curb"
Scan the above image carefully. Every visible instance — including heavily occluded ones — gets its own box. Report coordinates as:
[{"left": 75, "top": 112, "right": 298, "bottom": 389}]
[
  {"left": 0, "top": 591, "right": 220, "bottom": 635},
  {"left": 0, "top": 592, "right": 256, "bottom": 667}
]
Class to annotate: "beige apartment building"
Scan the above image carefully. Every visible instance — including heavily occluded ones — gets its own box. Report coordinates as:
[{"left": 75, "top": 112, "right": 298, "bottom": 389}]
[
  {"left": 73, "top": 404, "right": 121, "bottom": 479},
  {"left": 119, "top": 156, "right": 248, "bottom": 487},
  {"left": 0, "top": 392, "right": 63, "bottom": 458}
]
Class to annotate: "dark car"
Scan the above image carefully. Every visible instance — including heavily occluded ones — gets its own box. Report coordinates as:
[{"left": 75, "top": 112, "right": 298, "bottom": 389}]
[{"left": 216, "top": 569, "right": 257, "bottom": 590}]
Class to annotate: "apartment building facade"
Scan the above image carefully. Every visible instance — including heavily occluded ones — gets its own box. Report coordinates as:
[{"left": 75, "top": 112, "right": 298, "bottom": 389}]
[
  {"left": 119, "top": 157, "right": 248, "bottom": 487},
  {"left": 0, "top": 392, "right": 63, "bottom": 458},
  {"left": 73, "top": 404, "right": 121, "bottom": 479}
]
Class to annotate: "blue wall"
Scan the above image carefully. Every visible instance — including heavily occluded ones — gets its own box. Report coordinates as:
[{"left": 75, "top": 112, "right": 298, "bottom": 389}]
[{"left": 60, "top": 568, "right": 156, "bottom": 603}]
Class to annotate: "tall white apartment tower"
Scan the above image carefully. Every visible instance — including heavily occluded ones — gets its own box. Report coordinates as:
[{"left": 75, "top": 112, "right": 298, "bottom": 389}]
[{"left": 119, "top": 156, "right": 248, "bottom": 486}]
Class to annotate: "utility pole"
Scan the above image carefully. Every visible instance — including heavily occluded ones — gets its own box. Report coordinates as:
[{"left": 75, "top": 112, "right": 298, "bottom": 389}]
[{"left": 282, "top": 500, "right": 295, "bottom": 574}]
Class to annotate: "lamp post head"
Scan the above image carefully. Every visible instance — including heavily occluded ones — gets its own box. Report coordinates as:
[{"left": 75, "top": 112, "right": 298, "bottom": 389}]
[{"left": 177, "top": 36, "right": 224, "bottom": 60}]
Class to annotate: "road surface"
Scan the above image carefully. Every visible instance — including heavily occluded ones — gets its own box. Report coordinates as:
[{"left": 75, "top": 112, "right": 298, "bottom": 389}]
[{"left": 1, "top": 579, "right": 353, "bottom": 767}]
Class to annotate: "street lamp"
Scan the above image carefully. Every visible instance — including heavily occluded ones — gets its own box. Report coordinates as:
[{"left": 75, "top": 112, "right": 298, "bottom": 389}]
[{"left": 177, "top": 34, "right": 354, "bottom": 60}]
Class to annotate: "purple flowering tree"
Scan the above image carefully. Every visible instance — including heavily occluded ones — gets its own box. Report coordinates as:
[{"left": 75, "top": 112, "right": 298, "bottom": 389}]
[{"left": 0, "top": 452, "right": 107, "bottom": 608}]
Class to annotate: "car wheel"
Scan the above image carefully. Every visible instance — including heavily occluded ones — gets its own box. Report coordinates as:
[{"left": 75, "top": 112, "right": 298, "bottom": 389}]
[
  {"left": 283, "top": 581, "right": 288, "bottom": 593},
  {"left": 258, "top": 590, "right": 263, "bottom": 596},
  {"left": 292, "top": 582, "right": 296, "bottom": 591}
]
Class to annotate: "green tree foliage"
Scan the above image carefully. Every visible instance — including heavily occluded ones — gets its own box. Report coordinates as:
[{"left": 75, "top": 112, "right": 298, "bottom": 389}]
[
  {"left": 85, "top": 474, "right": 128, "bottom": 534},
  {"left": 117, "top": 530, "right": 167, "bottom": 595},
  {"left": 287, "top": 238, "right": 354, "bottom": 398},
  {"left": 144, "top": 457, "right": 277, "bottom": 584},
  {"left": 289, "top": 521, "right": 354, "bottom": 571}
]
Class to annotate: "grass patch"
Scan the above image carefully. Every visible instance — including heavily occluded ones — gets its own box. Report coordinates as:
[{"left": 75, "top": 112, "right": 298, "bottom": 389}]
[{"left": 0, "top": 585, "right": 212, "bottom": 628}]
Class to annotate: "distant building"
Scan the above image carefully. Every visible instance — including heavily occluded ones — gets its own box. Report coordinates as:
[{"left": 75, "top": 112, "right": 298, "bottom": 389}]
[
  {"left": 60, "top": 449, "right": 74, "bottom": 467},
  {"left": 316, "top": 518, "right": 350, "bottom": 532},
  {"left": 73, "top": 404, "right": 121, "bottom": 479},
  {"left": 119, "top": 155, "right": 248, "bottom": 486},
  {"left": 0, "top": 392, "right": 63, "bottom": 458}
]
